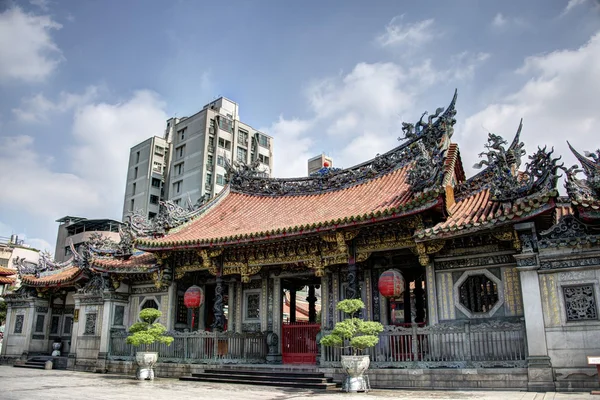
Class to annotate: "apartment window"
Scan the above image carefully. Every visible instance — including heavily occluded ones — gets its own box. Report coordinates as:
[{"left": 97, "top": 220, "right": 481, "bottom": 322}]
[
  {"left": 176, "top": 145, "right": 186, "bottom": 159},
  {"left": 134, "top": 167, "right": 138, "bottom": 179},
  {"left": 218, "top": 138, "right": 231, "bottom": 150},
  {"left": 237, "top": 147, "right": 247, "bottom": 163},
  {"left": 217, "top": 155, "right": 225, "bottom": 167},
  {"left": 174, "top": 162, "right": 184, "bottom": 176},
  {"left": 148, "top": 212, "right": 157, "bottom": 219},
  {"left": 208, "top": 136, "right": 215, "bottom": 147},
  {"left": 151, "top": 178, "right": 161, "bottom": 188},
  {"left": 219, "top": 117, "right": 233, "bottom": 133},
  {"left": 153, "top": 161, "right": 163, "bottom": 173},
  {"left": 130, "top": 199, "right": 134, "bottom": 211},
  {"left": 154, "top": 145, "right": 164, "bottom": 156},
  {"left": 216, "top": 174, "right": 225, "bottom": 185},
  {"left": 258, "top": 134, "right": 269, "bottom": 148},
  {"left": 150, "top": 195, "right": 159, "bottom": 205},
  {"left": 132, "top": 183, "right": 136, "bottom": 195},
  {"left": 210, "top": 119, "right": 215, "bottom": 128},
  {"left": 173, "top": 180, "right": 182, "bottom": 194},
  {"left": 135, "top": 151, "right": 140, "bottom": 164},
  {"left": 178, "top": 128, "right": 186, "bottom": 141},
  {"left": 238, "top": 129, "right": 248, "bottom": 145},
  {"left": 259, "top": 154, "right": 270, "bottom": 165},
  {"left": 207, "top": 154, "right": 214, "bottom": 165},
  {"left": 205, "top": 173, "right": 212, "bottom": 185}
]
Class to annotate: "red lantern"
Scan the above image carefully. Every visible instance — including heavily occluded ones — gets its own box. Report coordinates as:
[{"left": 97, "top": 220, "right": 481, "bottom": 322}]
[
  {"left": 184, "top": 285, "right": 204, "bottom": 330},
  {"left": 323, "top": 161, "right": 330, "bottom": 167},
  {"left": 378, "top": 269, "right": 405, "bottom": 298}
]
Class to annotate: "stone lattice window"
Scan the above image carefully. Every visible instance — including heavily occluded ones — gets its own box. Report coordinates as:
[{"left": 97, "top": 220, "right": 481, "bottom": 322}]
[
  {"left": 14, "top": 315, "right": 24, "bottom": 334},
  {"left": 563, "top": 285, "right": 598, "bottom": 321},
  {"left": 84, "top": 313, "right": 97, "bottom": 335},
  {"left": 459, "top": 274, "right": 499, "bottom": 313}
]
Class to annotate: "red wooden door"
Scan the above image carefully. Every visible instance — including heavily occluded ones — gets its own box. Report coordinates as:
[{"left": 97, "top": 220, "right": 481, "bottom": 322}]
[{"left": 281, "top": 323, "right": 320, "bottom": 364}]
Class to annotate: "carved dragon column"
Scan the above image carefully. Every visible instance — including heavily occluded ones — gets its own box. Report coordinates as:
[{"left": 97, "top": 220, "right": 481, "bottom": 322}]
[
  {"left": 211, "top": 256, "right": 226, "bottom": 332},
  {"left": 346, "top": 240, "right": 359, "bottom": 300}
]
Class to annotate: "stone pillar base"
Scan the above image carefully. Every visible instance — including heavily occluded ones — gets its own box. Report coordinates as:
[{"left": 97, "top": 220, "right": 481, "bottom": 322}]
[
  {"left": 95, "top": 352, "right": 108, "bottom": 373},
  {"left": 527, "top": 356, "right": 554, "bottom": 392},
  {"left": 266, "top": 354, "right": 282, "bottom": 364}
]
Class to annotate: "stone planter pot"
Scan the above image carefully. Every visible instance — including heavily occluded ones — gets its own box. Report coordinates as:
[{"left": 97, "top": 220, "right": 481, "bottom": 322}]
[
  {"left": 340, "top": 355, "right": 370, "bottom": 392},
  {"left": 135, "top": 351, "right": 158, "bottom": 380}
]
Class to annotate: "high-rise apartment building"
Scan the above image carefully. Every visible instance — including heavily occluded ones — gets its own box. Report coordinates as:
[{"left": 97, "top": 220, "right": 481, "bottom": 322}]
[
  {"left": 307, "top": 154, "right": 333, "bottom": 175},
  {"left": 122, "top": 97, "right": 274, "bottom": 221}
]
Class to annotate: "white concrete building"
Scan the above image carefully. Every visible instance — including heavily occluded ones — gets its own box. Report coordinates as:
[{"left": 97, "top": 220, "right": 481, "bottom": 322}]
[
  {"left": 0, "top": 235, "right": 39, "bottom": 294},
  {"left": 54, "top": 217, "right": 122, "bottom": 262},
  {"left": 122, "top": 97, "right": 273, "bottom": 220}
]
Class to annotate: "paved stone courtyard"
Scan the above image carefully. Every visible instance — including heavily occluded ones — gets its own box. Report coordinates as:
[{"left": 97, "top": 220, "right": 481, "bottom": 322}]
[{"left": 1, "top": 366, "right": 597, "bottom": 400}]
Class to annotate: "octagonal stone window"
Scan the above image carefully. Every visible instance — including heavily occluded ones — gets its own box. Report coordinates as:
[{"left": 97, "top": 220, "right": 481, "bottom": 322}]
[
  {"left": 454, "top": 270, "right": 504, "bottom": 318},
  {"left": 141, "top": 299, "right": 158, "bottom": 310}
]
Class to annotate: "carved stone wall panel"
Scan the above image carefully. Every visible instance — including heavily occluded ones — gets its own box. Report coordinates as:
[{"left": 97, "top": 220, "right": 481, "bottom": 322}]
[
  {"left": 434, "top": 253, "right": 515, "bottom": 271},
  {"left": 562, "top": 284, "right": 598, "bottom": 321},
  {"left": 557, "top": 270, "right": 596, "bottom": 282},
  {"left": 436, "top": 272, "right": 455, "bottom": 320},
  {"left": 267, "top": 278, "right": 274, "bottom": 331},
  {"left": 503, "top": 267, "right": 523, "bottom": 316},
  {"left": 539, "top": 274, "right": 561, "bottom": 326}
]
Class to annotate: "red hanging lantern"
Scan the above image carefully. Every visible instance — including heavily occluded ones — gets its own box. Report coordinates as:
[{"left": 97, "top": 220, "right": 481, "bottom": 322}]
[
  {"left": 323, "top": 161, "right": 330, "bottom": 167},
  {"left": 184, "top": 285, "right": 204, "bottom": 330},
  {"left": 378, "top": 269, "right": 405, "bottom": 298}
]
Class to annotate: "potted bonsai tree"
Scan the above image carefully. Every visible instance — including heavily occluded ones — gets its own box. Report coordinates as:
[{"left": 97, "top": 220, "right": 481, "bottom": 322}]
[
  {"left": 126, "top": 308, "right": 174, "bottom": 380},
  {"left": 320, "top": 299, "right": 383, "bottom": 392}
]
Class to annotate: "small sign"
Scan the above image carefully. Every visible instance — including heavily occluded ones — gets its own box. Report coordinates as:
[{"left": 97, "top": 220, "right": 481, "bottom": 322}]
[
  {"left": 587, "top": 356, "right": 600, "bottom": 365},
  {"left": 73, "top": 309, "right": 79, "bottom": 322}
]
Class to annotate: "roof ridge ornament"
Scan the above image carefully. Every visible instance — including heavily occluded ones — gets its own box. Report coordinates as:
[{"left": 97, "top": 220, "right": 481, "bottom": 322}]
[
  {"left": 466, "top": 120, "right": 561, "bottom": 201},
  {"left": 565, "top": 142, "right": 600, "bottom": 204}
]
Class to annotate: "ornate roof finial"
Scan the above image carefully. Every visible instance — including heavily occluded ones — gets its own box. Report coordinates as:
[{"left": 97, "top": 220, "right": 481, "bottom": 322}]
[{"left": 565, "top": 142, "right": 600, "bottom": 203}]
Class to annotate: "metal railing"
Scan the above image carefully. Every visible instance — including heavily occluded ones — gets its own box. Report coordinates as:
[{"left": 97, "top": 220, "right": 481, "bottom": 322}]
[
  {"left": 320, "top": 320, "right": 527, "bottom": 369},
  {"left": 109, "top": 330, "right": 268, "bottom": 364}
]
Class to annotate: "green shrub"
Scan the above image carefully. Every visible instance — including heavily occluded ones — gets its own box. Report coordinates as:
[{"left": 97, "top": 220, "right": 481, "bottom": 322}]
[
  {"left": 319, "top": 299, "right": 384, "bottom": 355},
  {"left": 126, "top": 308, "right": 174, "bottom": 351}
]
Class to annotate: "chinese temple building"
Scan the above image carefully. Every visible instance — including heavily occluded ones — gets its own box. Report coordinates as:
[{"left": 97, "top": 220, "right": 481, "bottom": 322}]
[{"left": 2, "top": 92, "right": 599, "bottom": 392}]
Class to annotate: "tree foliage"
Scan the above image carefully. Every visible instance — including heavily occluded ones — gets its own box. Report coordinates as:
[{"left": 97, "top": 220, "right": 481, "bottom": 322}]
[
  {"left": 319, "top": 299, "right": 384, "bottom": 355},
  {"left": 126, "top": 308, "right": 174, "bottom": 351},
  {"left": 0, "top": 300, "right": 6, "bottom": 325}
]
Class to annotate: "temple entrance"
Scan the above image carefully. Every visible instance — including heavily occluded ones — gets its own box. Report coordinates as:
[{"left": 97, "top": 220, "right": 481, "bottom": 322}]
[{"left": 281, "top": 277, "right": 321, "bottom": 364}]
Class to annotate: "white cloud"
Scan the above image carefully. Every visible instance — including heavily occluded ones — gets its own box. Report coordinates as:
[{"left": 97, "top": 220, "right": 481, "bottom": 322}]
[
  {"left": 376, "top": 16, "right": 436, "bottom": 48},
  {"left": 0, "top": 7, "right": 63, "bottom": 83},
  {"left": 461, "top": 32, "right": 600, "bottom": 177},
  {"left": 492, "top": 13, "right": 507, "bottom": 28},
  {"left": 12, "top": 86, "right": 100, "bottom": 123},
  {"left": 30, "top": 0, "right": 51, "bottom": 11},
  {"left": 562, "top": 0, "right": 589, "bottom": 15},
  {"left": 268, "top": 51, "right": 488, "bottom": 176},
  {"left": 0, "top": 91, "right": 168, "bottom": 250}
]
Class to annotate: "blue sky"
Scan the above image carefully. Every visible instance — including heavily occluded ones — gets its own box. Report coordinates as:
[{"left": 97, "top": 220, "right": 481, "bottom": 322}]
[{"left": 1, "top": 0, "right": 599, "bottom": 253}]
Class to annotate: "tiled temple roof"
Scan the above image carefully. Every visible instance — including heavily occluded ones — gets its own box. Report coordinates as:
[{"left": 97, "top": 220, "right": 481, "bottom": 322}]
[
  {"left": 0, "top": 276, "right": 15, "bottom": 284},
  {"left": 137, "top": 165, "right": 444, "bottom": 250},
  {"left": 20, "top": 266, "right": 84, "bottom": 287},
  {"left": 416, "top": 188, "right": 557, "bottom": 240},
  {"left": 91, "top": 252, "right": 158, "bottom": 273},
  {"left": 0, "top": 266, "right": 16, "bottom": 276},
  {"left": 0, "top": 266, "right": 16, "bottom": 285}
]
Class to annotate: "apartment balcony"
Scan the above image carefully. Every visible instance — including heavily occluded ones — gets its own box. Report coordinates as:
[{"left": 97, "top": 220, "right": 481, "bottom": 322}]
[
  {"left": 207, "top": 145, "right": 215, "bottom": 153},
  {"left": 206, "top": 163, "right": 214, "bottom": 171}
]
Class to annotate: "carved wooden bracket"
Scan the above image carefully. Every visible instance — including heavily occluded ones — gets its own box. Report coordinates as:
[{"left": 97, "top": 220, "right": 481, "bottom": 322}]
[
  {"left": 321, "top": 230, "right": 359, "bottom": 255},
  {"left": 412, "top": 240, "right": 446, "bottom": 266},
  {"left": 492, "top": 229, "right": 521, "bottom": 251}
]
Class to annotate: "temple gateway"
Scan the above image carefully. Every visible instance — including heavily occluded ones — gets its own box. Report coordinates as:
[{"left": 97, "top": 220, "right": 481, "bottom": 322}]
[{"left": 2, "top": 92, "right": 600, "bottom": 392}]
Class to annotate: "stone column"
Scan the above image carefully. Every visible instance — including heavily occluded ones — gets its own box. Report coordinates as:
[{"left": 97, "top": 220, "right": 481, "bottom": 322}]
[
  {"left": 514, "top": 222, "right": 554, "bottom": 392},
  {"left": 307, "top": 285, "right": 317, "bottom": 323},
  {"left": 212, "top": 275, "right": 225, "bottom": 332},
  {"left": 228, "top": 280, "right": 235, "bottom": 332},
  {"left": 96, "top": 291, "right": 114, "bottom": 373},
  {"left": 289, "top": 286, "right": 297, "bottom": 323},
  {"left": 235, "top": 282, "right": 243, "bottom": 333},
  {"left": 166, "top": 281, "right": 177, "bottom": 331},
  {"left": 320, "top": 274, "right": 329, "bottom": 328},
  {"left": 425, "top": 262, "right": 438, "bottom": 325},
  {"left": 272, "top": 276, "right": 282, "bottom": 353},
  {"left": 346, "top": 241, "right": 359, "bottom": 300}
]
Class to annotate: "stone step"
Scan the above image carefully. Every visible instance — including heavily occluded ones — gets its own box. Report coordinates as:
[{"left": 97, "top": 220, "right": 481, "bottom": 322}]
[
  {"left": 203, "top": 368, "right": 326, "bottom": 379},
  {"left": 180, "top": 375, "right": 337, "bottom": 390},
  {"left": 14, "top": 364, "right": 46, "bottom": 370},
  {"left": 193, "top": 372, "right": 331, "bottom": 384}
]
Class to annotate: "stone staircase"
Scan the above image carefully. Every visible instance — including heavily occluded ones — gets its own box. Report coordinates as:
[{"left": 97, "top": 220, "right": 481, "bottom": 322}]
[
  {"left": 13, "top": 356, "right": 68, "bottom": 370},
  {"left": 180, "top": 368, "right": 338, "bottom": 390}
]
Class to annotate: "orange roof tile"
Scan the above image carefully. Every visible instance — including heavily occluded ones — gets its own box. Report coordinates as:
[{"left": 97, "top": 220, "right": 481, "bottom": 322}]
[
  {"left": 0, "top": 276, "right": 15, "bottom": 284},
  {"left": 417, "top": 188, "right": 557, "bottom": 239},
  {"left": 91, "top": 252, "right": 157, "bottom": 273},
  {"left": 0, "top": 266, "right": 16, "bottom": 276},
  {"left": 137, "top": 165, "right": 443, "bottom": 250},
  {"left": 21, "top": 266, "right": 84, "bottom": 287}
]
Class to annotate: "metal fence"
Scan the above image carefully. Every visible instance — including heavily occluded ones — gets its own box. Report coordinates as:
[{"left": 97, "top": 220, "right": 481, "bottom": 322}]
[
  {"left": 109, "top": 330, "right": 268, "bottom": 364},
  {"left": 320, "top": 320, "right": 527, "bottom": 369}
]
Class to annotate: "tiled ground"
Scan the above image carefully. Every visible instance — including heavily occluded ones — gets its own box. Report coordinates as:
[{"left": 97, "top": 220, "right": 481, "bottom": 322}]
[{"left": 0, "top": 366, "right": 596, "bottom": 400}]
